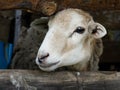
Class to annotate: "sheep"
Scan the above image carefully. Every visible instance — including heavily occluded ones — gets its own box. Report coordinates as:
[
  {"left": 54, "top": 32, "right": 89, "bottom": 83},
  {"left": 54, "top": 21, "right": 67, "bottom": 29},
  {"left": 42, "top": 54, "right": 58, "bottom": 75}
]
[
  {"left": 11, "top": 9, "right": 107, "bottom": 71},
  {"left": 10, "top": 17, "right": 48, "bottom": 69},
  {"left": 35, "top": 9, "right": 107, "bottom": 71}
]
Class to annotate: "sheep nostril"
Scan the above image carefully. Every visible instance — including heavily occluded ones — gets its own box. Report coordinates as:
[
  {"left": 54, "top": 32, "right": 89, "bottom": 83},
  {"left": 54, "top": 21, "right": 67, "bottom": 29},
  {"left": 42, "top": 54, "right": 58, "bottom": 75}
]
[
  {"left": 38, "top": 53, "right": 49, "bottom": 63},
  {"left": 38, "top": 58, "right": 42, "bottom": 63},
  {"left": 40, "top": 53, "right": 49, "bottom": 60}
]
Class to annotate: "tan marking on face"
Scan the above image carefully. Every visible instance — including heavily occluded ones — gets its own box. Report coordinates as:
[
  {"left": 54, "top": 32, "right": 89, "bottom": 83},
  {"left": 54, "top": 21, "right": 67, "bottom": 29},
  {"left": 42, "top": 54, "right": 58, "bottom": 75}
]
[
  {"left": 73, "top": 9, "right": 93, "bottom": 23},
  {"left": 49, "top": 11, "right": 72, "bottom": 29}
]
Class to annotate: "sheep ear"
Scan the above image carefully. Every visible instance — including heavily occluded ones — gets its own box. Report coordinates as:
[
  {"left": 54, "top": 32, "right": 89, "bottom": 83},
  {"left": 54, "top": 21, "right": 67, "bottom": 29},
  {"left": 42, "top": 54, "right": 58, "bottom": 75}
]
[
  {"left": 30, "top": 17, "right": 49, "bottom": 30},
  {"left": 91, "top": 23, "right": 107, "bottom": 39}
]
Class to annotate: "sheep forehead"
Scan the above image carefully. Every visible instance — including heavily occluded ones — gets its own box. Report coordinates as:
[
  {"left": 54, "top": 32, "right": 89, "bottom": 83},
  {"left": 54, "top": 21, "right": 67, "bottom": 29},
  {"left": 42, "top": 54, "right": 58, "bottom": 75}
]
[
  {"left": 49, "top": 9, "right": 92, "bottom": 29},
  {"left": 55, "top": 9, "right": 92, "bottom": 21}
]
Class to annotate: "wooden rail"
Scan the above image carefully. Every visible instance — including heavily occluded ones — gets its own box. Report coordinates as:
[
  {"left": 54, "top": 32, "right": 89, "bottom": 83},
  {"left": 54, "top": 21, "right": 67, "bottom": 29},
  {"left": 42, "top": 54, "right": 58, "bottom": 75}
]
[
  {"left": 0, "top": 0, "right": 120, "bottom": 16},
  {"left": 0, "top": 70, "right": 120, "bottom": 90}
]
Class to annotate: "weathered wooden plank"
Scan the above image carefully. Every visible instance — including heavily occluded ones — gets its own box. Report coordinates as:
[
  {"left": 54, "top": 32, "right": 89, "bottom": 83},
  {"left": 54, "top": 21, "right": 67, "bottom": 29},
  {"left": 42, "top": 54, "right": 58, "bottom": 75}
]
[
  {"left": 105, "top": 80, "right": 120, "bottom": 90},
  {"left": 0, "top": 70, "right": 78, "bottom": 90},
  {"left": 0, "top": 0, "right": 57, "bottom": 15},
  {"left": 0, "top": 70, "right": 120, "bottom": 90},
  {"left": 0, "top": 0, "right": 120, "bottom": 16},
  {"left": 76, "top": 72, "right": 120, "bottom": 90}
]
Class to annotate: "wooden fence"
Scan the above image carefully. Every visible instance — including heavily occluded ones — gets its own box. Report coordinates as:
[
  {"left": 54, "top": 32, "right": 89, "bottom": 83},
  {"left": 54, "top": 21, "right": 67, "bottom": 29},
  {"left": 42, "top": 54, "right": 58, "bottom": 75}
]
[{"left": 0, "top": 70, "right": 120, "bottom": 90}]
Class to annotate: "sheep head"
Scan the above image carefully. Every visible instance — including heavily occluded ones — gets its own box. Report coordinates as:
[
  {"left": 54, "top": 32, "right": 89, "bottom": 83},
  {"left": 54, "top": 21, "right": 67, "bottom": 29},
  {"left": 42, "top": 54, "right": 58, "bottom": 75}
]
[{"left": 36, "top": 9, "right": 107, "bottom": 71}]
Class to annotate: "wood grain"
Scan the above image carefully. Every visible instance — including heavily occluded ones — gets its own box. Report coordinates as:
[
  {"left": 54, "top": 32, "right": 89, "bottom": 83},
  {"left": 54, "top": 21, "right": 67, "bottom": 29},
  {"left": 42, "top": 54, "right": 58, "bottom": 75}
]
[
  {"left": 0, "top": 70, "right": 120, "bottom": 90},
  {"left": 0, "top": 0, "right": 120, "bottom": 16}
]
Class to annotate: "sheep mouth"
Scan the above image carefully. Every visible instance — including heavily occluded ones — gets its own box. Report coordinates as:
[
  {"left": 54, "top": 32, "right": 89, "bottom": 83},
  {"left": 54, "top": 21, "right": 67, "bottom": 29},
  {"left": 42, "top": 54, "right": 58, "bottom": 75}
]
[{"left": 39, "top": 61, "right": 60, "bottom": 68}]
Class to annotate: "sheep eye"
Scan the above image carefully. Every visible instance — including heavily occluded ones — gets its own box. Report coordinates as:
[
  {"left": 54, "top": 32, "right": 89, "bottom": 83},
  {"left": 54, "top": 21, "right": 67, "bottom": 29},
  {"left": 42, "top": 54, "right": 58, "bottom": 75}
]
[{"left": 74, "top": 27, "right": 85, "bottom": 34}]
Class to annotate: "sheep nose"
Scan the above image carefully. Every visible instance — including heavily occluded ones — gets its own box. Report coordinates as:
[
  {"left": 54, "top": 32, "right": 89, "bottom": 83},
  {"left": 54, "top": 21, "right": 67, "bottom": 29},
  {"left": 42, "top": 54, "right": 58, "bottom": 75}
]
[{"left": 38, "top": 53, "right": 49, "bottom": 63}]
